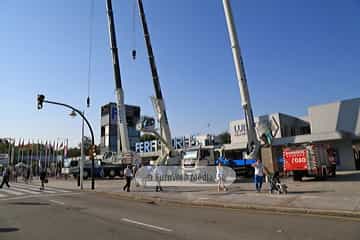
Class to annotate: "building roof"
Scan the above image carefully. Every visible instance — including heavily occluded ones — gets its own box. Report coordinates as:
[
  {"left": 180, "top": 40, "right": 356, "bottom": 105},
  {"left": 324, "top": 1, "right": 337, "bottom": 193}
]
[{"left": 272, "top": 131, "right": 352, "bottom": 146}]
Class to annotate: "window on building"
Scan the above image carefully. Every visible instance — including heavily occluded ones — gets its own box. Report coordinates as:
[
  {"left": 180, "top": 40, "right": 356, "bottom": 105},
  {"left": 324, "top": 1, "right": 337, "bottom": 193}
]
[
  {"left": 290, "top": 127, "right": 296, "bottom": 136},
  {"left": 101, "top": 126, "right": 105, "bottom": 137},
  {"left": 101, "top": 105, "right": 110, "bottom": 116}
]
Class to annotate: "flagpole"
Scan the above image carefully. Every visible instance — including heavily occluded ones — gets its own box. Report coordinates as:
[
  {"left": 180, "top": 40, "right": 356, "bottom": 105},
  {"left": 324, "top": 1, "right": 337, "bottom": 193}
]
[
  {"left": 44, "top": 141, "right": 48, "bottom": 172},
  {"left": 21, "top": 139, "right": 24, "bottom": 165},
  {"left": 38, "top": 140, "right": 42, "bottom": 176},
  {"left": 30, "top": 140, "right": 34, "bottom": 182},
  {"left": 16, "top": 139, "right": 20, "bottom": 165},
  {"left": 52, "top": 140, "right": 56, "bottom": 177}
]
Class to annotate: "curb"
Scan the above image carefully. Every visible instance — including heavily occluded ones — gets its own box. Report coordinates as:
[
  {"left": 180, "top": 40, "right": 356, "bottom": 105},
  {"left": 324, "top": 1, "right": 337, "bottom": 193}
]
[{"left": 97, "top": 191, "right": 360, "bottom": 219}]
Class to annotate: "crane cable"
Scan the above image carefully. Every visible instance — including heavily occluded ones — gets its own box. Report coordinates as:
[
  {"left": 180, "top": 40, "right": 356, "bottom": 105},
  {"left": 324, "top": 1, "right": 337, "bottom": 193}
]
[
  {"left": 87, "top": 0, "right": 95, "bottom": 108},
  {"left": 132, "top": 0, "right": 137, "bottom": 60}
]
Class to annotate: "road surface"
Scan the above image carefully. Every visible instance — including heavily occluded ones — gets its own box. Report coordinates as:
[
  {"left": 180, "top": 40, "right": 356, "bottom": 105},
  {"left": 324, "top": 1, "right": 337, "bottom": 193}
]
[{"left": 0, "top": 189, "right": 359, "bottom": 240}]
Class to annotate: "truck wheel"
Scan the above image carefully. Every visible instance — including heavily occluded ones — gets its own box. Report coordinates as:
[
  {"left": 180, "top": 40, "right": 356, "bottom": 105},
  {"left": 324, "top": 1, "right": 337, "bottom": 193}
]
[
  {"left": 245, "top": 168, "right": 254, "bottom": 178},
  {"left": 293, "top": 173, "right": 302, "bottom": 181},
  {"left": 321, "top": 168, "right": 327, "bottom": 180},
  {"left": 331, "top": 167, "right": 336, "bottom": 177},
  {"left": 83, "top": 171, "right": 89, "bottom": 180},
  {"left": 109, "top": 169, "right": 116, "bottom": 178}
]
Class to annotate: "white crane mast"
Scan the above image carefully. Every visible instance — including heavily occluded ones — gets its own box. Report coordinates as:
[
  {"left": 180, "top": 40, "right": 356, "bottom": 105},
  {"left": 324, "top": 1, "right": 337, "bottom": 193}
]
[{"left": 222, "top": 0, "right": 260, "bottom": 159}]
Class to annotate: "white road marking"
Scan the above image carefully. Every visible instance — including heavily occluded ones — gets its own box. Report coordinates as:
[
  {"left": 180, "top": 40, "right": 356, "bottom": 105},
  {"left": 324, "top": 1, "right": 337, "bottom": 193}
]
[
  {"left": 12, "top": 184, "right": 56, "bottom": 194},
  {"left": 301, "top": 196, "right": 320, "bottom": 199},
  {"left": 0, "top": 193, "right": 7, "bottom": 198},
  {"left": 50, "top": 200, "right": 65, "bottom": 205},
  {"left": 121, "top": 218, "right": 173, "bottom": 232},
  {"left": 0, "top": 188, "right": 24, "bottom": 196},
  {"left": 0, "top": 192, "right": 82, "bottom": 201},
  {"left": 9, "top": 187, "right": 40, "bottom": 195},
  {"left": 27, "top": 184, "right": 70, "bottom": 193}
]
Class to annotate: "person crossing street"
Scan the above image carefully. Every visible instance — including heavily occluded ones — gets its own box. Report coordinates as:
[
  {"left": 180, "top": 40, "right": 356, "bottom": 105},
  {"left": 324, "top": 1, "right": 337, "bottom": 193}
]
[
  {"left": 123, "top": 165, "right": 133, "bottom": 192},
  {"left": 0, "top": 167, "right": 10, "bottom": 188}
]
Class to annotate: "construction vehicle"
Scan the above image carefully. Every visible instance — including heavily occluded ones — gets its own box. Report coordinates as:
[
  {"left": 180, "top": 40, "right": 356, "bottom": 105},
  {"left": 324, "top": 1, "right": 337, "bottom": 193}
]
[
  {"left": 180, "top": 0, "right": 261, "bottom": 175},
  {"left": 135, "top": 0, "right": 180, "bottom": 165},
  {"left": 104, "top": 0, "right": 139, "bottom": 167},
  {"left": 222, "top": 0, "right": 261, "bottom": 161},
  {"left": 283, "top": 144, "right": 337, "bottom": 181}
]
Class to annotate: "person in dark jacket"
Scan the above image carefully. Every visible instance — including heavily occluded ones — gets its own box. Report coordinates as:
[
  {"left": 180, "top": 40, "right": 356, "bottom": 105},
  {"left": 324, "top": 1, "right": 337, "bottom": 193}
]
[
  {"left": 0, "top": 167, "right": 10, "bottom": 188},
  {"left": 123, "top": 165, "right": 133, "bottom": 192},
  {"left": 39, "top": 169, "right": 47, "bottom": 190}
]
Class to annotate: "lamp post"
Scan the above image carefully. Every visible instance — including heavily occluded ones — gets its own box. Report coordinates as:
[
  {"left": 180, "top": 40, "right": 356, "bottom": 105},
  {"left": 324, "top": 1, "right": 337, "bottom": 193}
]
[
  {"left": 70, "top": 110, "right": 85, "bottom": 190},
  {"left": 37, "top": 94, "right": 95, "bottom": 190}
]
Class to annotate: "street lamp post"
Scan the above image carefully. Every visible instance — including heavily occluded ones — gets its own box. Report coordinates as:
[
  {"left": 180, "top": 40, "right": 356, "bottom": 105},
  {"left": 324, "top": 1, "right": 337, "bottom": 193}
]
[
  {"left": 37, "top": 94, "right": 96, "bottom": 190},
  {"left": 71, "top": 110, "right": 85, "bottom": 190}
]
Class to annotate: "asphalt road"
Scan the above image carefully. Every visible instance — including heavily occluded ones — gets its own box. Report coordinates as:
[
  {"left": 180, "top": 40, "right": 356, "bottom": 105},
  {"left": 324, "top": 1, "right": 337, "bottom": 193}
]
[{"left": 0, "top": 192, "right": 359, "bottom": 240}]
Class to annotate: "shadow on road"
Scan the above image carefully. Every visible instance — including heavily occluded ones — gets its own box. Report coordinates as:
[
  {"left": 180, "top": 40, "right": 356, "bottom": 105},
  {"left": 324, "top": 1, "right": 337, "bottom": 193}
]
[
  {"left": 287, "top": 190, "right": 334, "bottom": 194},
  {"left": 0, "top": 228, "right": 19, "bottom": 233},
  {"left": 301, "top": 171, "right": 360, "bottom": 182},
  {"left": 8, "top": 202, "right": 50, "bottom": 206}
]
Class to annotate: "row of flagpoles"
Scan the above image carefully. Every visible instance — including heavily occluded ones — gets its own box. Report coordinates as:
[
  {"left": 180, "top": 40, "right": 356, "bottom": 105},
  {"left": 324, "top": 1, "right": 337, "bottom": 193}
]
[{"left": 7, "top": 138, "right": 69, "bottom": 176}]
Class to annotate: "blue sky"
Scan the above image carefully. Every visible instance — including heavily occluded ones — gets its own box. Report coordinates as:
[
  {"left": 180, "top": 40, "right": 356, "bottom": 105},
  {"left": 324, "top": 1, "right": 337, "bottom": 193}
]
[{"left": 1, "top": 0, "right": 359, "bottom": 147}]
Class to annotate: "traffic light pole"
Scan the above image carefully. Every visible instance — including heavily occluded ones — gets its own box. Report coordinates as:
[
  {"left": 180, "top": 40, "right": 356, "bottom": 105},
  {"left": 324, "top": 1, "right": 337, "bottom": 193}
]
[{"left": 37, "top": 95, "right": 95, "bottom": 190}]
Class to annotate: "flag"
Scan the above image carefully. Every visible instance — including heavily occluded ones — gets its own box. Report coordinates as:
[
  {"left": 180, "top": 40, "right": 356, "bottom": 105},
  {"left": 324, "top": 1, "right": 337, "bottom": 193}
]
[{"left": 63, "top": 141, "right": 68, "bottom": 158}]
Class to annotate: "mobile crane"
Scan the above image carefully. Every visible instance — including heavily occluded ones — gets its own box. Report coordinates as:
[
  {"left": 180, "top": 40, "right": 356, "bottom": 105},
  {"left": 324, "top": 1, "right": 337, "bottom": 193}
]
[
  {"left": 135, "top": 0, "right": 179, "bottom": 165},
  {"left": 103, "top": 0, "right": 139, "bottom": 170},
  {"left": 222, "top": 0, "right": 260, "bottom": 160}
]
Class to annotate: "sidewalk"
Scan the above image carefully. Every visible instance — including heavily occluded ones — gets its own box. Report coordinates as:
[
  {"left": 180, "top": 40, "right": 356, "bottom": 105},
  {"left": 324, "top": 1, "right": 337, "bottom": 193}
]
[{"left": 34, "top": 171, "right": 360, "bottom": 218}]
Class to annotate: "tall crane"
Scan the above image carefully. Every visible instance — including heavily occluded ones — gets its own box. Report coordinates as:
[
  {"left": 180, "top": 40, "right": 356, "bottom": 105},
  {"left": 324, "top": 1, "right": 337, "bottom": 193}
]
[
  {"left": 136, "top": 0, "right": 177, "bottom": 164},
  {"left": 222, "top": 0, "right": 260, "bottom": 159},
  {"left": 105, "top": 0, "right": 130, "bottom": 154}
]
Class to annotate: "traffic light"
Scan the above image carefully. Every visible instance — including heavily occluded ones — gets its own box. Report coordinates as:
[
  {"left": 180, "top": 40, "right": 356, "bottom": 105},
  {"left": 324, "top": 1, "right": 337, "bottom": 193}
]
[
  {"left": 89, "top": 145, "right": 97, "bottom": 158},
  {"left": 37, "top": 94, "right": 45, "bottom": 110}
]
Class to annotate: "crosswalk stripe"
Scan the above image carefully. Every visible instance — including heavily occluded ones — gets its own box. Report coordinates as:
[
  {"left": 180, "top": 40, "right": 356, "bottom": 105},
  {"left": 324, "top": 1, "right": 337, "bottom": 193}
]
[
  {"left": 14, "top": 183, "right": 70, "bottom": 193},
  {"left": 36, "top": 186, "right": 70, "bottom": 193},
  {"left": 0, "top": 188, "right": 24, "bottom": 196},
  {"left": 12, "top": 184, "right": 56, "bottom": 194},
  {"left": 0, "top": 193, "right": 7, "bottom": 198},
  {"left": 10, "top": 187, "right": 40, "bottom": 195}
]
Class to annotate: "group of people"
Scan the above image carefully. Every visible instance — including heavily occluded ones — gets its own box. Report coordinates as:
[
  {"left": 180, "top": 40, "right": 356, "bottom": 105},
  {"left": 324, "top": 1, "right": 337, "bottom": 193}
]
[
  {"left": 0, "top": 166, "right": 48, "bottom": 191},
  {"left": 122, "top": 159, "right": 268, "bottom": 193},
  {"left": 122, "top": 164, "right": 164, "bottom": 192},
  {"left": 216, "top": 158, "right": 268, "bottom": 193}
]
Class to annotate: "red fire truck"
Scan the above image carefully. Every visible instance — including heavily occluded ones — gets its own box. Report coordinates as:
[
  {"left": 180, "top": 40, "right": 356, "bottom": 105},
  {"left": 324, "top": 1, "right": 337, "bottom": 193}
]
[{"left": 283, "top": 144, "right": 337, "bottom": 181}]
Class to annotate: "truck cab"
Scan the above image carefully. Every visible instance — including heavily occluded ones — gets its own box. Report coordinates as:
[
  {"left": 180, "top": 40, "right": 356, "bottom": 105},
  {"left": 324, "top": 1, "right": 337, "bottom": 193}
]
[{"left": 181, "top": 146, "right": 220, "bottom": 173}]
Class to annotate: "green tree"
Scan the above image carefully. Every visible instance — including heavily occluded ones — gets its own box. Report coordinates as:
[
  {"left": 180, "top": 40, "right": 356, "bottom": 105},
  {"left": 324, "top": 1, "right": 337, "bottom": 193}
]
[
  {"left": 77, "top": 136, "right": 92, "bottom": 153},
  {"left": 216, "top": 132, "right": 231, "bottom": 144},
  {"left": 0, "top": 142, "right": 8, "bottom": 154},
  {"left": 67, "top": 148, "right": 81, "bottom": 158}
]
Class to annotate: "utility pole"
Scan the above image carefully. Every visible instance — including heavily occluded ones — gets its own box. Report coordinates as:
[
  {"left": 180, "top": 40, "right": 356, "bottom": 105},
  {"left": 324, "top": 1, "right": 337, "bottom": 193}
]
[
  {"left": 105, "top": 0, "right": 130, "bottom": 154},
  {"left": 80, "top": 112, "right": 85, "bottom": 190}
]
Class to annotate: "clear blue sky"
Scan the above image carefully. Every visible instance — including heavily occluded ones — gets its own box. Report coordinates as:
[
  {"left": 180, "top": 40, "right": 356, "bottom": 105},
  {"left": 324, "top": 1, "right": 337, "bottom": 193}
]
[{"left": 1, "top": 0, "right": 359, "bottom": 147}]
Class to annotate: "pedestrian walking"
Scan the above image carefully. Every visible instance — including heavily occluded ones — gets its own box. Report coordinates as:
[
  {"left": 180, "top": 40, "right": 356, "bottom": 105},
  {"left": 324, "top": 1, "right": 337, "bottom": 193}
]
[
  {"left": 153, "top": 165, "right": 163, "bottom": 192},
  {"left": 216, "top": 162, "right": 227, "bottom": 192},
  {"left": 252, "top": 159, "right": 268, "bottom": 192},
  {"left": 13, "top": 168, "right": 18, "bottom": 183},
  {"left": 123, "top": 165, "right": 133, "bottom": 192},
  {"left": 39, "top": 168, "right": 47, "bottom": 190},
  {"left": 25, "top": 167, "right": 31, "bottom": 184},
  {"left": 0, "top": 167, "right": 10, "bottom": 188}
]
